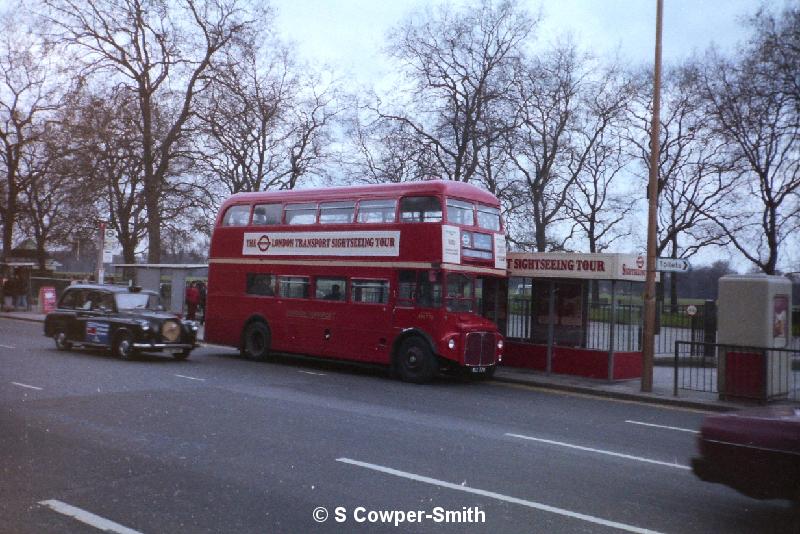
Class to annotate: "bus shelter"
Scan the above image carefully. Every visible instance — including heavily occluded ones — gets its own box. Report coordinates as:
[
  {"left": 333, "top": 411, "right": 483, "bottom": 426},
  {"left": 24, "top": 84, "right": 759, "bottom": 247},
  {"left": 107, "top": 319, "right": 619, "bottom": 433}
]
[
  {"left": 503, "top": 252, "right": 657, "bottom": 380},
  {"left": 112, "top": 264, "right": 208, "bottom": 314}
]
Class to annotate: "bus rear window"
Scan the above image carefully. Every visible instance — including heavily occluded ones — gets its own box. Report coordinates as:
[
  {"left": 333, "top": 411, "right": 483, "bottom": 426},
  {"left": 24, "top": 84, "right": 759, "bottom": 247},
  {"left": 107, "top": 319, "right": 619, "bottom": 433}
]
[
  {"left": 285, "top": 203, "right": 317, "bottom": 225},
  {"left": 400, "top": 196, "right": 442, "bottom": 223},
  {"left": 357, "top": 199, "right": 396, "bottom": 223},
  {"left": 222, "top": 205, "right": 251, "bottom": 226},
  {"left": 252, "top": 204, "right": 282, "bottom": 225},
  {"left": 477, "top": 205, "right": 501, "bottom": 231},
  {"left": 319, "top": 201, "right": 355, "bottom": 224}
]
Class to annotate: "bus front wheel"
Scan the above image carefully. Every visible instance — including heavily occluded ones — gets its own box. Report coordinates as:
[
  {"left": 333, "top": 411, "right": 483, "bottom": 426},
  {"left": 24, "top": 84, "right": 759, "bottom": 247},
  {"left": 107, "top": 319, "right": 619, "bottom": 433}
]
[
  {"left": 396, "top": 337, "right": 436, "bottom": 384},
  {"left": 242, "top": 321, "right": 271, "bottom": 361}
]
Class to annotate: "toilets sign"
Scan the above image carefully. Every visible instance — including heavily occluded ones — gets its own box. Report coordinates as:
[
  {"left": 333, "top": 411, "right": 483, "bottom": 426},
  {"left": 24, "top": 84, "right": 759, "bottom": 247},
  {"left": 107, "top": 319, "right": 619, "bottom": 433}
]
[{"left": 656, "top": 257, "right": 691, "bottom": 273}]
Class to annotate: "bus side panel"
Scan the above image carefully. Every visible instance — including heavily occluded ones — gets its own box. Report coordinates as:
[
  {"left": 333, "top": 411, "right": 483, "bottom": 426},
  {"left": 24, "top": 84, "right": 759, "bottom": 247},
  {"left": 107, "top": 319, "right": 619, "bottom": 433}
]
[
  {"left": 205, "top": 263, "right": 241, "bottom": 347},
  {"left": 323, "top": 300, "right": 393, "bottom": 363},
  {"left": 205, "top": 263, "right": 286, "bottom": 349}
]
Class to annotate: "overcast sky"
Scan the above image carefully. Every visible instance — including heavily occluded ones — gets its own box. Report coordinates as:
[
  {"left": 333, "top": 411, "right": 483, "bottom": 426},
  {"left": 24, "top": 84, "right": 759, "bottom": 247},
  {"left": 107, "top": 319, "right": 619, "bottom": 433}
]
[
  {"left": 274, "top": 0, "right": 761, "bottom": 86},
  {"left": 273, "top": 0, "right": 786, "bottom": 269}
]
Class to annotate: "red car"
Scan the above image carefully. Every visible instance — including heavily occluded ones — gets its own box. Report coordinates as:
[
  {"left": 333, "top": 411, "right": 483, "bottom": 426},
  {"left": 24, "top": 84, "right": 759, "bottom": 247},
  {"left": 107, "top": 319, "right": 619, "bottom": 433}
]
[{"left": 692, "top": 404, "right": 800, "bottom": 501}]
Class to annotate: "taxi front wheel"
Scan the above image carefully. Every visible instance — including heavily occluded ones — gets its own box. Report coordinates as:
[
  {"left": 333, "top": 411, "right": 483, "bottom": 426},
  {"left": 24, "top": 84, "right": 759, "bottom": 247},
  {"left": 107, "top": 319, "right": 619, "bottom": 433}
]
[{"left": 113, "top": 332, "right": 136, "bottom": 360}]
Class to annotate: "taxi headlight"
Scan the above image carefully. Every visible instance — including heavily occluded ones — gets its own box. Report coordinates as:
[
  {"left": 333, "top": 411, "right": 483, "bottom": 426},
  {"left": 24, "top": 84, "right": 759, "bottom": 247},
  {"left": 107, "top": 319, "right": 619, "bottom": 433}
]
[{"left": 161, "top": 320, "right": 181, "bottom": 343}]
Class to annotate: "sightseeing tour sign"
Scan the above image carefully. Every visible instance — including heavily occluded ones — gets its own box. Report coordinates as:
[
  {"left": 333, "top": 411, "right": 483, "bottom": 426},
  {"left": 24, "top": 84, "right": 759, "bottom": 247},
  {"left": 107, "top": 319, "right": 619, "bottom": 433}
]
[
  {"left": 242, "top": 231, "right": 401, "bottom": 257},
  {"left": 506, "top": 252, "right": 660, "bottom": 282}
]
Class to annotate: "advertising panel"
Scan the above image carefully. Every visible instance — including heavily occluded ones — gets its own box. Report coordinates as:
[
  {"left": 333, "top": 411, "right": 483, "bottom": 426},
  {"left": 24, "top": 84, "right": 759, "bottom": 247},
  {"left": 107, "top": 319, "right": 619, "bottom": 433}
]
[
  {"left": 442, "top": 225, "right": 461, "bottom": 264},
  {"left": 773, "top": 294, "right": 789, "bottom": 348},
  {"left": 242, "top": 231, "right": 400, "bottom": 257}
]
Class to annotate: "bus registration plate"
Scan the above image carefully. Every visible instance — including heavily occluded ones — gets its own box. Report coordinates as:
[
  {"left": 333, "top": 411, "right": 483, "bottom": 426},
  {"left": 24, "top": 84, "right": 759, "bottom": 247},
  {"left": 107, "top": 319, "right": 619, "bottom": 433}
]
[{"left": 471, "top": 367, "right": 487, "bottom": 373}]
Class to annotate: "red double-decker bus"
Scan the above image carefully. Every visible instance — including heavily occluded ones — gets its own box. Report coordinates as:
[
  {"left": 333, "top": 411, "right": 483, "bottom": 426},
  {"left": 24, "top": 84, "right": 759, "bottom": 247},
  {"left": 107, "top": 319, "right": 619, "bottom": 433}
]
[{"left": 205, "top": 180, "right": 507, "bottom": 383}]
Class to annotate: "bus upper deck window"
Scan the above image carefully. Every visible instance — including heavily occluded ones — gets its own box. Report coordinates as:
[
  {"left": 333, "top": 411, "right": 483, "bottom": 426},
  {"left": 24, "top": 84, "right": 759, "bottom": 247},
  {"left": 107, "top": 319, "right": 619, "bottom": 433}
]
[
  {"left": 222, "top": 205, "right": 251, "bottom": 226},
  {"left": 400, "top": 196, "right": 442, "bottom": 223},
  {"left": 319, "top": 201, "right": 355, "bottom": 224},
  {"left": 252, "top": 204, "right": 282, "bottom": 225},
  {"left": 357, "top": 199, "right": 397, "bottom": 223},
  {"left": 477, "top": 205, "right": 501, "bottom": 231},
  {"left": 446, "top": 199, "right": 475, "bottom": 226},
  {"left": 285, "top": 203, "right": 317, "bottom": 225}
]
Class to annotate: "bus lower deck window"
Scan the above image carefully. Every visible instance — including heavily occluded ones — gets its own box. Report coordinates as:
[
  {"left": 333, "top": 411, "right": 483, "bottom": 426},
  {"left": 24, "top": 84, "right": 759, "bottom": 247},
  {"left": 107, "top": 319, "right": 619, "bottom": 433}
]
[
  {"left": 278, "top": 276, "right": 309, "bottom": 298},
  {"left": 247, "top": 273, "right": 276, "bottom": 296},
  {"left": 316, "top": 277, "right": 346, "bottom": 301},
  {"left": 351, "top": 280, "right": 389, "bottom": 304}
]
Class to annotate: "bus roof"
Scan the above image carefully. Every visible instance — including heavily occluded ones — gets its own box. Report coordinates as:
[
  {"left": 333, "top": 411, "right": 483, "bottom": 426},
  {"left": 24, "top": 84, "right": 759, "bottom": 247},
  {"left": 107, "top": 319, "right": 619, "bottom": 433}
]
[{"left": 220, "top": 180, "right": 499, "bottom": 209}]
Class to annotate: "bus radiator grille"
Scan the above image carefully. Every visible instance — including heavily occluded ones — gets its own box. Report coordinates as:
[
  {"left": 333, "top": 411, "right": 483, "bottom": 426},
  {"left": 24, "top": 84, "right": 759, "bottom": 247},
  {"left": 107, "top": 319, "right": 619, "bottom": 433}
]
[{"left": 465, "top": 332, "right": 496, "bottom": 366}]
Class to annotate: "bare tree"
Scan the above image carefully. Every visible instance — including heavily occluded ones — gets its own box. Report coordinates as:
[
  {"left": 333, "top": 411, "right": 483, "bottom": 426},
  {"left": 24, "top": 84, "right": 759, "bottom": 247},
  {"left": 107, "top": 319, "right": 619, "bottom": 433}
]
[
  {"left": 564, "top": 64, "right": 636, "bottom": 254},
  {"left": 194, "top": 29, "right": 341, "bottom": 229},
  {"left": 628, "top": 64, "right": 735, "bottom": 259},
  {"left": 506, "top": 42, "right": 618, "bottom": 252},
  {"left": 42, "top": 0, "right": 256, "bottom": 262},
  {"left": 56, "top": 86, "right": 148, "bottom": 264},
  {"left": 343, "top": 102, "right": 438, "bottom": 184},
  {"left": 566, "top": 131, "right": 632, "bottom": 254},
  {"left": 0, "top": 12, "right": 60, "bottom": 261},
  {"left": 16, "top": 115, "right": 97, "bottom": 270},
  {"left": 699, "top": 47, "right": 800, "bottom": 274},
  {"left": 377, "top": 0, "right": 535, "bottom": 190},
  {"left": 626, "top": 64, "right": 737, "bottom": 306}
]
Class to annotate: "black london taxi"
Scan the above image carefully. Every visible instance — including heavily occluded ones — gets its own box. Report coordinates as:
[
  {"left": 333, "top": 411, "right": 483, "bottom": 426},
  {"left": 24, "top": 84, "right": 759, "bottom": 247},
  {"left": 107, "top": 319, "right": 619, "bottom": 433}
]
[{"left": 43, "top": 284, "right": 199, "bottom": 360}]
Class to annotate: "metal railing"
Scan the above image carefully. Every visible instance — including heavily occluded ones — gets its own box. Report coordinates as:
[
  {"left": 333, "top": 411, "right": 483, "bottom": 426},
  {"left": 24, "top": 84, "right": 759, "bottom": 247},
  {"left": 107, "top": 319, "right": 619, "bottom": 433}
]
[{"left": 674, "top": 340, "right": 800, "bottom": 402}]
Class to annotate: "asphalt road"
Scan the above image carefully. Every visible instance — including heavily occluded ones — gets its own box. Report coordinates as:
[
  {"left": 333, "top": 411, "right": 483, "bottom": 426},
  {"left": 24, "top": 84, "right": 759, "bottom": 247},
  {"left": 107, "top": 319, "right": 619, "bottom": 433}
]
[{"left": 1, "top": 318, "right": 796, "bottom": 534}]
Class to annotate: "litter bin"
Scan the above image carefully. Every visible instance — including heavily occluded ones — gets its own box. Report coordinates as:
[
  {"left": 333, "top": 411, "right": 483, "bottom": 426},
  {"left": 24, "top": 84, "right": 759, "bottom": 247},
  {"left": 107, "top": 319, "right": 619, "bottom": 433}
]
[{"left": 717, "top": 274, "right": 793, "bottom": 401}]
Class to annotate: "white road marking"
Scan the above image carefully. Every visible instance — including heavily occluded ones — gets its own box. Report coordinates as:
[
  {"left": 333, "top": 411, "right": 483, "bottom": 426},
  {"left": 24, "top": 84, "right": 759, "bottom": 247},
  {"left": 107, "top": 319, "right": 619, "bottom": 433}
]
[
  {"left": 11, "top": 382, "right": 43, "bottom": 391},
  {"left": 298, "top": 370, "right": 326, "bottom": 376},
  {"left": 174, "top": 374, "right": 206, "bottom": 381},
  {"left": 337, "top": 458, "right": 664, "bottom": 534},
  {"left": 625, "top": 420, "right": 699, "bottom": 434},
  {"left": 505, "top": 433, "right": 690, "bottom": 470},
  {"left": 0, "top": 343, "right": 15, "bottom": 349},
  {"left": 39, "top": 499, "right": 143, "bottom": 534}
]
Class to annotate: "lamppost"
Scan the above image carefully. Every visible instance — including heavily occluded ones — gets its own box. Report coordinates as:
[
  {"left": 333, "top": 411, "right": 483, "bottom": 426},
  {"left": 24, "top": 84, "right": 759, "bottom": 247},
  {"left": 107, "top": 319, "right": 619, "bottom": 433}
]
[{"left": 642, "top": 0, "right": 663, "bottom": 392}]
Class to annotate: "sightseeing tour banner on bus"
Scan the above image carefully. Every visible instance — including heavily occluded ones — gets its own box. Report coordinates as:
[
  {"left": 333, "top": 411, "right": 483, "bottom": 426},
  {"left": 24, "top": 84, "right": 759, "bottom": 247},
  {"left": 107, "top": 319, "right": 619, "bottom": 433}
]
[{"left": 243, "top": 231, "right": 401, "bottom": 257}]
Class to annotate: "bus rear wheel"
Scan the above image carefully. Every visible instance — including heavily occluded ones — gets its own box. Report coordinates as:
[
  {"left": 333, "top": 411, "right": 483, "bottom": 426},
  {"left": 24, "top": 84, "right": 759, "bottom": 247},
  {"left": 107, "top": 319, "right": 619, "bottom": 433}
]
[
  {"left": 242, "top": 321, "right": 271, "bottom": 361},
  {"left": 396, "top": 337, "right": 437, "bottom": 384}
]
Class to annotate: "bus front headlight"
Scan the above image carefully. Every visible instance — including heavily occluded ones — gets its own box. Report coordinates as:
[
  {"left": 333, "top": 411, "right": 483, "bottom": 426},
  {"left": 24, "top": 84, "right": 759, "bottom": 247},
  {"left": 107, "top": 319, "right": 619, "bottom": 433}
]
[
  {"left": 497, "top": 339, "right": 504, "bottom": 350},
  {"left": 448, "top": 338, "right": 456, "bottom": 350}
]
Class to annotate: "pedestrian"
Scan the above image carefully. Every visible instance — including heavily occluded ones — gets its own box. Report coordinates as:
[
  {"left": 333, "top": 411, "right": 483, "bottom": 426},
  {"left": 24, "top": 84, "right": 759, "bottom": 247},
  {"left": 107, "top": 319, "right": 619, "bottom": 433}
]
[
  {"left": 0, "top": 277, "right": 9, "bottom": 311},
  {"left": 185, "top": 281, "right": 200, "bottom": 320},
  {"left": 15, "top": 271, "right": 29, "bottom": 311},
  {"left": 197, "top": 281, "right": 207, "bottom": 324}
]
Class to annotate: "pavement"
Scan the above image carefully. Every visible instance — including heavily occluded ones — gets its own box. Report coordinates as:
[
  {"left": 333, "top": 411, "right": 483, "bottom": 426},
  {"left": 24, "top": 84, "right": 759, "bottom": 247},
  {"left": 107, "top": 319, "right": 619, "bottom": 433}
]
[{"left": 1, "top": 310, "right": 748, "bottom": 413}]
